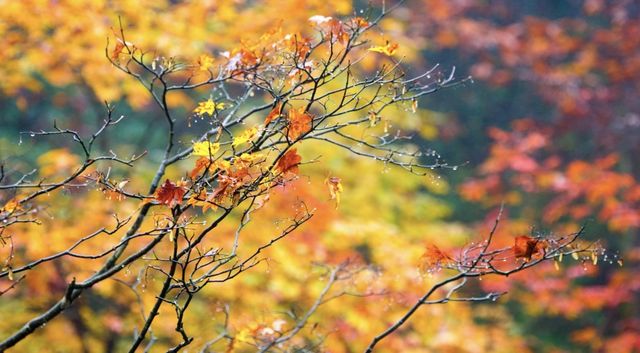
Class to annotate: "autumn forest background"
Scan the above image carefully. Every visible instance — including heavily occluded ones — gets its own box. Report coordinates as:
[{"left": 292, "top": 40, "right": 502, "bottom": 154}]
[{"left": 0, "top": 0, "right": 639, "bottom": 352}]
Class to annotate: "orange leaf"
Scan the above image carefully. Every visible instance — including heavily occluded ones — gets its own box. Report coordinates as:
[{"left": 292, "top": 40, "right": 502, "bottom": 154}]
[
  {"left": 155, "top": 179, "right": 187, "bottom": 208},
  {"left": 513, "top": 235, "right": 547, "bottom": 261},
  {"left": 419, "top": 243, "right": 451, "bottom": 273},
  {"left": 276, "top": 149, "right": 302, "bottom": 176},
  {"left": 351, "top": 17, "right": 370, "bottom": 29},
  {"left": 111, "top": 42, "right": 125, "bottom": 61},
  {"left": 264, "top": 102, "right": 283, "bottom": 126},
  {"left": 190, "top": 157, "right": 212, "bottom": 179},
  {"left": 286, "top": 107, "right": 312, "bottom": 140}
]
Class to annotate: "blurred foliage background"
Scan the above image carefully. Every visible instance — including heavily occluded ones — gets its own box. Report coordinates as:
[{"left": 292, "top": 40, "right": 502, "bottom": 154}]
[{"left": 0, "top": 0, "right": 638, "bottom": 352}]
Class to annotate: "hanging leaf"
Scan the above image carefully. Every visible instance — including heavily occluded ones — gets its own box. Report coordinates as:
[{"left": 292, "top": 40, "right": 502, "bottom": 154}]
[{"left": 324, "top": 176, "right": 343, "bottom": 208}]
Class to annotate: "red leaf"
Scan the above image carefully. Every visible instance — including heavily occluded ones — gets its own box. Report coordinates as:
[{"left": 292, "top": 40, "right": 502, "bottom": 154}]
[{"left": 155, "top": 179, "right": 187, "bottom": 208}]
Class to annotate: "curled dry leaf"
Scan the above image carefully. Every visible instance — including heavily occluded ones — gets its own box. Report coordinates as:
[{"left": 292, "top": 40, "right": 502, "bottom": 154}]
[{"left": 324, "top": 176, "right": 343, "bottom": 208}]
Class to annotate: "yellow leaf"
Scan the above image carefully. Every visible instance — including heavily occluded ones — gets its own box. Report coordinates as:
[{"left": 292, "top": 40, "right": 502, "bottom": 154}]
[
  {"left": 192, "top": 141, "right": 221, "bottom": 157},
  {"left": 368, "top": 41, "right": 398, "bottom": 56},
  {"left": 324, "top": 176, "right": 344, "bottom": 208},
  {"left": 198, "top": 54, "right": 215, "bottom": 71},
  {"left": 194, "top": 98, "right": 226, "bottom": 116},
  {"left": 232, "top": 127, "right": 259, "bottom": 147},
  {"left": 368, "top": 111, "right": 378, "bottom": 127},
  {"left": 1, "top": 198, "right": 21, "bottom": 213}
]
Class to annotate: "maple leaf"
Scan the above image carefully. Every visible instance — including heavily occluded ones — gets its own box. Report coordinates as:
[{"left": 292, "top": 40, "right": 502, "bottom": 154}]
[
  {"left": 324, "top": 176, "right": 344, "bottom": 208},
  {"left": 419, "top": 243, "right": 452, "bottom": 274},
  {"left": 192, "top": 141, "right": 220, "bottom": 157},
  {"left": 264, "top": 102, "right": 283, "bottom": 126},
  {"left": 276, "top": 149, "right": 302, "bottom": 175},
  {"left": 286, "top": 107, "right": 312, "bottom": 140},
  {"left": 368, "top": 41, "right": 399, "bottom": 56},
  {"left": 155, "top": 179, "right": 187, "bottom": 208},
  {"left": 190, "top": 157, "right": 212, "bottom": 179},
  {"left": 513, "top": 235, "right": 547, "bottom": 261},
  {"left": 198, "top": 54, "right": 215, "bottom": 71},
  {"left": 194, "top": 98, "right": 226, "bottom": 116},
  {"left": 232, "top": 127, "right": 259, "bottom": 147}
]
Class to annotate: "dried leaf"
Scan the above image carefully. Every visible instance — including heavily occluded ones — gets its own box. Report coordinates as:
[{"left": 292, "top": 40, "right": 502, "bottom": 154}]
[
  {"left": 111, "top": 42, "right": 125, "bottom": 61},
  {"left": 190, "top": 157, "right": 212, "bottom": 179},
  {"left": 324, "top": 176, "right": 343, "bottom": 208}
]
